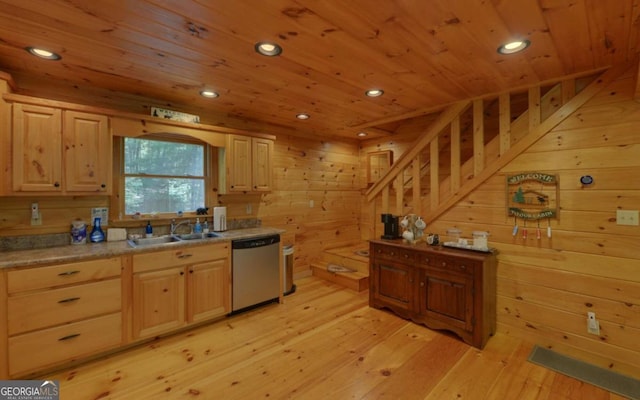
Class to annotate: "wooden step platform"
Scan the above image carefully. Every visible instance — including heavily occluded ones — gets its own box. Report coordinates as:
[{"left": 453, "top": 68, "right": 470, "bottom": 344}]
[
  {"left": 311, "top": 242, "right": 370, "bottom": 292},
  {"left": 311, "top": 264, "right": 369, "bottom": 292}
]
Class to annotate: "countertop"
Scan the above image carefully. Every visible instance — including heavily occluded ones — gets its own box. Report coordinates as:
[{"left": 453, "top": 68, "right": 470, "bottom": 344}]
[{"left": 0, "top": 227, "right": 285, "bottom": 270}]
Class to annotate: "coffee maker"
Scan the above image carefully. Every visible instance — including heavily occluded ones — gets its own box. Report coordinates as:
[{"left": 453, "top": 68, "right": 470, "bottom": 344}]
[{"left": 381, "top": 214, "right": 400, "bottom": 240}]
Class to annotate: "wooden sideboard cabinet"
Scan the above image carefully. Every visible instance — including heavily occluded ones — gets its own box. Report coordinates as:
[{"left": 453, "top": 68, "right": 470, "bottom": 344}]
[
  {"left": 370, "top": 240, "right": 496, "bottom": 349},
  {"left": 5, "top": 257, "right": 123, "bottom": 377}
]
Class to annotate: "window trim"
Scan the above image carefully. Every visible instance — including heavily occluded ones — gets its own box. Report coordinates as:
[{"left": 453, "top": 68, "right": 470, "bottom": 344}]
[{"left": 113, "top": 135, "right": 216, "bottom": 221}]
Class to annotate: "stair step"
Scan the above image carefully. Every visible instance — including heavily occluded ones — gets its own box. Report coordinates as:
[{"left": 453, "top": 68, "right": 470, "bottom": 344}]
[
  {"left": 321, "top": 243, "right": 370, "bottom": 274},
  {"left": 311, "top": 263, "right": 369, "bottom": 292}
]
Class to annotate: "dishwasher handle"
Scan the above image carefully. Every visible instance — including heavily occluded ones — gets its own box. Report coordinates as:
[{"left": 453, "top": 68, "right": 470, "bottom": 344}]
[{"left": 232, "top": 234, "right": 280, "bottom": 249}]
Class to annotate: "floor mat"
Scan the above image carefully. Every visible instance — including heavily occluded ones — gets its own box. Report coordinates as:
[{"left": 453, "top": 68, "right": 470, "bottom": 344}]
[{"left": 528, "top": 345, "right": 640, "bottom": 399}]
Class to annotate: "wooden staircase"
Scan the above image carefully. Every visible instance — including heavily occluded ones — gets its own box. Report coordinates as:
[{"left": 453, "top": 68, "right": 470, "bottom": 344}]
[
  {"left": 365, "top": 64, "right": 629, "bottom": 235},
  {"left": 311, "top": 243, "right": 370, "bottom": 291},
  {"left": 310, "top": 63, "right": 627, "bottom": 291}
]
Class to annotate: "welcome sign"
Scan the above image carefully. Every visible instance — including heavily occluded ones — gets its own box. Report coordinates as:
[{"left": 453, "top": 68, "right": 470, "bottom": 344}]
[{"left": 506, "top": 172, "right": 559, "bottom": 220}]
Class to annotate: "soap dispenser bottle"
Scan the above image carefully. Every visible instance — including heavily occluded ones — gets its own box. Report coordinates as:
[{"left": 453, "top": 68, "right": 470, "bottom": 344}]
[
  {"left": 89, "top": 217, "right": 105, "bottom": 243},
  {"left": 145, "top": 220, "right": 153, "bottom": 238},
  {"left": 193, "top": 218, "right": 203, "bottom": 234}
]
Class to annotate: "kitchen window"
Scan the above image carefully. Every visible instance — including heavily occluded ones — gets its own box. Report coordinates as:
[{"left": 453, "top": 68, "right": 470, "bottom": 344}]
[{"left": 123, "top": 137, "right": 206, "bottom": 215}]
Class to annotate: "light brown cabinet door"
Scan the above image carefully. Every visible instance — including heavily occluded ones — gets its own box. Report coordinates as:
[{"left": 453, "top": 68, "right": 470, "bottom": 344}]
[
  {"left": 12, "top": 103, "right": 62, "bottom": 192},
  {"left": 227, "top": 134, "right": 252, "bottom": 192},
  {"left": 64, "top": 111, "right": 111, "bottom": 193},
  {"left": 187, "top": 258, "right": 229, "bottom": 323},
  {"left": 132, "top": 267, "right": 186, "bottom": 339},
  {"left": 252, "top": 137, "right": 273, "bottom": 191}
]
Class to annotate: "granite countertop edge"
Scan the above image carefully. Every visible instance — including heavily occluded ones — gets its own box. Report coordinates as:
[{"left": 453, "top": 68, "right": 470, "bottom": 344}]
[{"left": 0, "top": 227, "right": 286, "bottom": 270}]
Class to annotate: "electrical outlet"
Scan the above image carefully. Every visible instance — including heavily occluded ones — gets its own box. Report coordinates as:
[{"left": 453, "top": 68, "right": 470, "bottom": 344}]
[
  {"left": 309, "top": 200, "right": 314, "bottom": 208},
  {"left": 30, "top": 202, "right": 42, "bottom": 226},
  {"left": 587, "top": 312, "right": 600, "bottom": 335},
  {"left": 616, "top": 210, "right": 639, "bottom": 226},
  {"left": 246, "top": 203, "right": 252, "bottom": 214}
]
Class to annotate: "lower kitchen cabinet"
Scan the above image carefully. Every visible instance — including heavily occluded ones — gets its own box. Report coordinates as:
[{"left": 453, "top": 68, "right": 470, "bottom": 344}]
[
  {"left": 4, "top": 257, "right": 123, "bottom": 377},
  {"left": 132, "top": 242, "right": 230, "bottom": 340},
  {"left": 370, "top": 240, "right": 496, "bottom": 349}
]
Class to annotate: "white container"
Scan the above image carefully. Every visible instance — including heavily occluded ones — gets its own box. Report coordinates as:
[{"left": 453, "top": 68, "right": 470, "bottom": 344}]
[
  {"left": 213, "top": 206, "right": 227, "bottom": 232},
  {"left": 70, "top": 220, "right": 87, "bottom": 244},
  {"left": 472, "top": 231, "right": 489, "bottom": 250}
]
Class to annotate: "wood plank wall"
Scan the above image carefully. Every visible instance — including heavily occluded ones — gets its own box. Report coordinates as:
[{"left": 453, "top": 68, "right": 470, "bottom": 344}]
[
  {"left": 219, "top": 135, "right": 363, "bottom": 275},
  {"left": 360, "top": 67, "right": 640, "bottom": 378}
]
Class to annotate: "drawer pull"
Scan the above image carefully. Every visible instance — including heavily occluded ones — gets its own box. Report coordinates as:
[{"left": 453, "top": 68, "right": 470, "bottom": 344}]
[
  {"left": 58, "top": 297, "right": 81, "bottom": 304},
  {"left": 58, "top": 333, "right": 81, "bottom": 341},
  {"left": 420, "top": 282, "right": 425, "bottom": 287},
  {"left": 58, "top": 270, "right": 80, "bottom": 276},
  {"left": 177, "top": 254, "right": 193, "bottom": 259},
  {"left": 460, "top": 265, "right": 466, "bottom": 270},
  {"left": 403, "top": 254, "right": 409, "bottom": 259}
]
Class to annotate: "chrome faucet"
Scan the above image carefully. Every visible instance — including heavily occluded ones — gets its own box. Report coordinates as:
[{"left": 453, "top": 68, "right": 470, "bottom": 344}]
[{"left": 170, "top": 219, "right": 192, "bottom": 235}]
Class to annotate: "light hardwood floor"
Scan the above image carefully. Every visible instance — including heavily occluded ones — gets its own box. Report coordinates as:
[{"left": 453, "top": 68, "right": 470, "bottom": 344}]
[{"left": 43, "top": 277, "right": 627, "bottom": 399}]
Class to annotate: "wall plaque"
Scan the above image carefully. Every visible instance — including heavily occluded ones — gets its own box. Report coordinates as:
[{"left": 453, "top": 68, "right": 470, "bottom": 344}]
[{"left": 506, "top": 172, "right": 559, "bottom": 220}]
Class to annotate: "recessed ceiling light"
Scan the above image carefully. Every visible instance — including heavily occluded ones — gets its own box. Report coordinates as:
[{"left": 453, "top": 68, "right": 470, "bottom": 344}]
[
  {"left": 26, "top": 47, "right": 61, "bottom": 60},
  {"left": 497, "top": 40, "right": 531, "bottom": 55},
  {"left": 200, "top": 90, "right": 219, "bottom": 98},
  {"left": 357, "top": 132, "right": 368, "bottom": 137},
  {"left": 365, "top": 89, "right": 384, "bottom": 97},
  {"left": 296, "top": 113, "right": 310, "bottom": 120},
  {"left": 255, "top": 42, "right": 282, "bottom": 57}
]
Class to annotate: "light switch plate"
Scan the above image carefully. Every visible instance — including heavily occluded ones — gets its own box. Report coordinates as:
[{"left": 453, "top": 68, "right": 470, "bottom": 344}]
[{"left": 616, "top": 210, "right": 639, "bottom": 226}]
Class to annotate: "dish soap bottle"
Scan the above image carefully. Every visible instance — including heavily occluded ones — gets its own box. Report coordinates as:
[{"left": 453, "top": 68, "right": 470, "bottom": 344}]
[
  {"left": 193, "top": 218, "right": 203, "bottom": 234},
  {"left": 90, "top": 217, "right": 105, "bottom": 243},
  {"left": 145, "top": 220, "right": 153, "bottom": 238},
  {"left": 203, "top": 219, "right": 209, "bottom": 234}
]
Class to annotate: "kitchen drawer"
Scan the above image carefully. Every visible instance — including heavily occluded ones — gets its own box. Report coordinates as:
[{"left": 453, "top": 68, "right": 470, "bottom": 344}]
[
  {"left": 133, "top": 242, "right": 229, "bottom": 273},
  {"left": 8, "top": 312, "right": 122, "bottom": 376},
  {"left": 7, "top": 257, "right": 121, "bottom": 293},
  {"left": 372, "top": 244, "right": 416, "bottom": 263},
  {"left": 432, "top": 257, "right": 476, "bottom": 276},
  {"left": 8, "top": 278, "right": 121, "bottom": 336}
]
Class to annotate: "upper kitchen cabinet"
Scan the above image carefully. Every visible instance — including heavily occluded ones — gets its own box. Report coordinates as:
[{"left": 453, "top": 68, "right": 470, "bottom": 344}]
[
  {"left": 220, "top": 134, "right": 273, "bottom": 193},
  {"left": 11, "top": 104, "right": 111, "bottom": 195}
]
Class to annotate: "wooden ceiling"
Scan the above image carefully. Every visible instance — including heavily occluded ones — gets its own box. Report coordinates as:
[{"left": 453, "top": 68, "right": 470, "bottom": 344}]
[{"left": 0, "top": 1, "right": 638, "bottom": 140}]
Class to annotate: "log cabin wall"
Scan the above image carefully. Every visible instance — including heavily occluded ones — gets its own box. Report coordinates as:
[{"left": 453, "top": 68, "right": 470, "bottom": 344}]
[
  {"left": 360, "top": 65, "right": 640, "bottom": 377},
  {"left": 218, "top": 134, "right": 363, "bottom": 276}
]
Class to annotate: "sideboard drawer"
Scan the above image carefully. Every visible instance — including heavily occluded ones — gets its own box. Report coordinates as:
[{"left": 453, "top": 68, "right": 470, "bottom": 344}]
[
  {"left": 433, "top": 257, "right": 476, "bottom": 276},
  {"left": 372, "top": 244, "right": 416, "bottom": 263}
]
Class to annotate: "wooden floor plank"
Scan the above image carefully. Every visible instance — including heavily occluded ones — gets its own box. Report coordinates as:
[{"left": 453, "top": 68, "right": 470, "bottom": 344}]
[{"left": 39, "top": 277, "right": 630, "bottom": 399}]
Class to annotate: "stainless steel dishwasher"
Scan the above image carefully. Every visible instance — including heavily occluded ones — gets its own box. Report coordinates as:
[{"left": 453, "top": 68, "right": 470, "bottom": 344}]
[{"left": 231, "top": 234, "right": 280, "bottom": 313}]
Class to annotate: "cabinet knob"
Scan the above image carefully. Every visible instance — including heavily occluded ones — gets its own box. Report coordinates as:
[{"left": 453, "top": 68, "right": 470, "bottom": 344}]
[
  {"left": 54, "top": 182, "right": 60, "bottom": 187},
  {"left": 403, "top": 254, "right": 409, "bottom": 259},
  {"left": 101, "top": 183, "right": 106, "bottom": 189},
  {"left": 420, "top": 282, "right": 425, "bottom": 287},
  {"left": 441, "top": 261, "right": 447, "bottom": 267},
  {"left": 180, "top": 271, "right": 185, "bottom": 276},
  {"left": 460, "top": 265, "right": 466, "bottom": 270}
]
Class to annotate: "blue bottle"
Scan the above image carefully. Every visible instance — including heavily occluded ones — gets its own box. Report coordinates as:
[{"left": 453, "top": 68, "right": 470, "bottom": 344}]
[{"left": 90, "top": 217, "right": 105, "bottom": 243}]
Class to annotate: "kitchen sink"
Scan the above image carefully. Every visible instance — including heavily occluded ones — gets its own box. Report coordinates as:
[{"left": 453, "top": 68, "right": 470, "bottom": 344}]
[
  {"left": 129, "top": 235, "right": 182, "bottom": 247},
  {"left": 128, "top": 232, "right": 221, "bottom": 247}
]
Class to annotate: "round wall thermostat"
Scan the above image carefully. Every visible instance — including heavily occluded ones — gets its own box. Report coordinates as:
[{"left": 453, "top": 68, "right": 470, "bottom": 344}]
[{"left": 580, "top": 175, "right": 594, "bottom": 185}]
